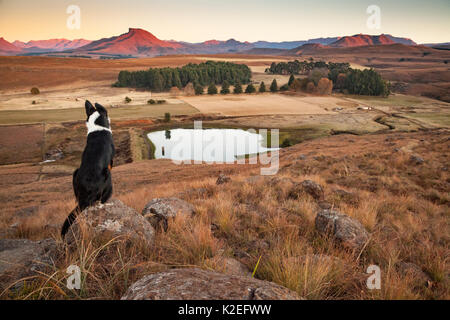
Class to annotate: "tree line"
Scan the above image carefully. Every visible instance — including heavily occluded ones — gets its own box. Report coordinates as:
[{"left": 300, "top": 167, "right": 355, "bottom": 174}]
[
  {"left": 267, "top": 59, "right": 389, "bottom": 96},
  {"left": 114, "top": 61, "right": 252, "bottom": 91}
]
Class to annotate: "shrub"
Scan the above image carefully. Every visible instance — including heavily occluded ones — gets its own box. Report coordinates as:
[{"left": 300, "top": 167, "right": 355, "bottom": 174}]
[
  {"left": 259, "top": 81, "right": 266, "bottom": 93},
  {"left": 30, "top": 87, "right": 40, "bottom": 95},
  {"left": 170, "top": 86, "right": 181, "bottom": 97},
  {"left": 124, "top": 96, "right": 132, "bottom": 103},
  {"left": 184, "top": 83, "right": 195, "bottom": 96},
  {"left": 317, "top": 78, "right": 333, "bottom": 95},
  {"left": 270, "top": 79, "right": 278, "bottom": 92},
  {"left": 207, "top": 83, "right": 218, "bottom": 95},
  {"left": 147, "top": 99, "right": 156, "bottom": 104},
  {"left": 164, "top": 112, "right": 171, "bottom": 122},
  {"left": 233, "top": 82, "right": 243, "bottom": 94},
  {"left": 290, "top": 79, "right": 303, "bottom": 91},
  {"left": 220, "top": 81, "right": 230, "bottom": 94},
  {"left": 308, "top": 68, "right": 329, "bottom": 85},
  {"left": 245, "top": 84, "right": 256, "bottom": 94},
  {"left": 306, "top": 81, "right": 316, "bottom": 93},
  {"left": 288, "top": 74, "right": 295, "bottom": 86},
  {"left": 194, "top": 84, "right": 204, "bottom": 95},
  {"left": 281, "top": 138, "right": 293, "bottom": 147},
  {"left": 157, "top": 100, "right": 166, "bottom": 104},
  {"left": 32, "top": 100, "right": 37, "bottom": 105},
  {"left": 280, "top": 84, "right": 289, "bottom": 91}
]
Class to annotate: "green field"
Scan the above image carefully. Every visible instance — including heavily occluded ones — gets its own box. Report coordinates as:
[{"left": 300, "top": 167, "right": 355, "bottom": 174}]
[{"left": 0, "top": 103, "right": 199, "bottom": 125}]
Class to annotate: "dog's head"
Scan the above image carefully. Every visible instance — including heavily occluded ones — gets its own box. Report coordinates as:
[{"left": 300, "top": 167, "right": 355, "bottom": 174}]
[{"left": 85, "top": 100, "right": 111, "bottom": 135}]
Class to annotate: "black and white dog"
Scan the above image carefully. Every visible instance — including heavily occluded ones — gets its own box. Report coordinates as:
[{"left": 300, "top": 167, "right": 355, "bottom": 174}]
[{"left": 61, "top": 100, "right": 115, "bottom": 238}]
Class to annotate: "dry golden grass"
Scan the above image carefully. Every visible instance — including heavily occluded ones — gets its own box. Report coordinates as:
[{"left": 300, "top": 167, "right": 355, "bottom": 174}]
[{"left": 1, "top": 129, "right": 448, "bottom": 300}]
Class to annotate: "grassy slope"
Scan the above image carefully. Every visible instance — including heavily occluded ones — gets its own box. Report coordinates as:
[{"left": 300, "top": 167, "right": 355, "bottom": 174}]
[{"left": 1, "top": 129, "right": 448, "bottom": 300}]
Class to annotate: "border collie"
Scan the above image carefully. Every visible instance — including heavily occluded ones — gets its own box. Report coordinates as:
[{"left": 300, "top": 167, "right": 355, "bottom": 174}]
[{"left": 61, "top": 100, "right": 115, "bottom": 238}]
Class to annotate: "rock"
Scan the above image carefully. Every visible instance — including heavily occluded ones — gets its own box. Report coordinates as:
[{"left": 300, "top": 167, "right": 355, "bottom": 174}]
[
  {"left": 44, "top": 148, "right": 64, "bottom": 161},
  {"left": 121, "top": 268, "right": 302, "bottom": 300},
  {"left": 297, "top": 154, "right": 307, "bottom": 160},
  {"left": 0, "top": 238, "right": 57, "bottom": 290},
  {"left": 409, "top": 155, "right": 424, "bottom": 165},
  {"left": 315, "top": 209, "right": 369, "bottom": 251},
  {"left": 397, "top": 262, "right": 431, "bottom": 287},
  {"left": 66, "top": 199, "right": 155, "bottom": 247},
  {"left": 142, "top": 197, "right": 195, "bottom": 231},
  {"left": 216, "top": 174, "right": 231, "bottom": 185},
  {"left": 289, "top": 180, "right": 324, "bottom": 200}
]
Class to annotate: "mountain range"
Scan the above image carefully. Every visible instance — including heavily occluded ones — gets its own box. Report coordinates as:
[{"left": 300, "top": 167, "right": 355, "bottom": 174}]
[{"left": 0, "top": 28, "right": 439, "bottom": 58}]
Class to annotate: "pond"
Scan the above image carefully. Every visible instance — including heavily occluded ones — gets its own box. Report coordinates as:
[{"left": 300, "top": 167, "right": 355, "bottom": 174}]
[{"left": 147, "top": 128, "right": 279, "bottom": 163}]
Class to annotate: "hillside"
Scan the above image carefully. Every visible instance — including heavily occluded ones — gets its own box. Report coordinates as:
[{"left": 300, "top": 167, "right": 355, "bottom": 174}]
[
  {"left": 0, "top": 122, "right": 448, "bottom": 299},
  {"left": 0, "top": 37, "right": 22, "bottom": 55},
  {"left": 0, "top": 29, "right": 424, "bottom": 57},
  {"left": 13, "top": 39, "right": 91, "bottom": 52},
  {"left": 73, "top": 28, "right": 183, "bottom": 56}
]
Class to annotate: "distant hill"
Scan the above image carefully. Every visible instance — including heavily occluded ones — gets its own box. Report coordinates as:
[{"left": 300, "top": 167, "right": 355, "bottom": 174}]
[
  {"left": 329, "top": 34, "right": 396, "bottom": 47},
  {"left": 252, "top": 37, "right": 339, "bottom": 49},
  {"left": 422, "top": 42, "right": 450, "bottom": 50},
  {"left": 0, "top": 29, "right": 427, "bottom": 57},
  {"left": 0, "top": 37, "right": 23, "bottom": 55},
  {"left": 72, "top": 28, "right": 182, "bottom": 56},
  {"left": 13, "top": 39, "right": 91, "bottom": 52}
]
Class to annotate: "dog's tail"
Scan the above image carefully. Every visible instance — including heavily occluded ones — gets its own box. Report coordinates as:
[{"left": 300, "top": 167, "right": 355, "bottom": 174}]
[{"left": 61, "top": 206, "right": 81, "bottom": 238}]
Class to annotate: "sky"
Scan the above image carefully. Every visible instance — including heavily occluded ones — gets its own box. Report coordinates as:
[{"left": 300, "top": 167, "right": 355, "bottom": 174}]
[{"left": 0, "top": 0, "right": 449, "bottom": 44}]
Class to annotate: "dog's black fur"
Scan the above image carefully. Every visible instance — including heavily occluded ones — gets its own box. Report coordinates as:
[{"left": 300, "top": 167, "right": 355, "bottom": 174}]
[{"left": 61, "top": 100, "right": 115, "bottom": 238}]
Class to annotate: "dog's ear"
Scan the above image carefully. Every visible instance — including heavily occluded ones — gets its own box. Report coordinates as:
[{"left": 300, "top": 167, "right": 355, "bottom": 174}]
[
  {"left": 95, "top": 103, "right": 107, "bottom": 115},
  {"left": 85, "top": 100, "right": 96, "bottom": 117}
]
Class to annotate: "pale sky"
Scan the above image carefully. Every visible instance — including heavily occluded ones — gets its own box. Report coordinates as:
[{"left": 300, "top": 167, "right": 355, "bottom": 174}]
[{"left": 0, "top": 0, "right": 449, "bottom": 44}]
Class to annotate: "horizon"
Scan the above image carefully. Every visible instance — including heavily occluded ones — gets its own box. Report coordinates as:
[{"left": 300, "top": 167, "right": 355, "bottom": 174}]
[{"left": 0, "top": 0, "right": 449, "bottom": 44}]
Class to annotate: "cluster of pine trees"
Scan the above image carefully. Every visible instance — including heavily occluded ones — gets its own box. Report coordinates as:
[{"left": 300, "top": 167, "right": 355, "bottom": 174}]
[
  {"left": 343, "top": 69, "right": 390, "bottom": 96},
  {"left": 267, "top": 59, "right": 389, "bottom": 96},
  {"left": 266, "top": 60, "right": 350, "bottom": 76},
  {"left": 114, "top": 61, "right": 251, "bottom": 91}
]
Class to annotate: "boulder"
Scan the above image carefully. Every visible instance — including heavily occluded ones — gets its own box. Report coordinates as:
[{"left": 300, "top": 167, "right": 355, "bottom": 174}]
[
  {"left": 66, "top": 199, "right": 155, "bottom": 247},
  {"left": 142, "top": 197, "right": 195, "bottom": 231},
  {"left": 289, "top": 180, "right": 324, "bottom": 200},
  {"left": 315, "top": 209, "right": 369, "bottom": 251},
  {"left": 409, "top": 155, "right": 424, "bottom": 165},
  {"left": 216, "top": 174, "right": 231, "bottom": 185},
  {"left": 0, "top": 238, "right": 57, "bottom": 290},
  {"left": 121, "top": 268, "right": 302, "bottom": 300}
]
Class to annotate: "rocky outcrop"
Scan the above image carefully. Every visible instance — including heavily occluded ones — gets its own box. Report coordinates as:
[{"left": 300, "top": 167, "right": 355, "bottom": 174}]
[
  {"left": 65, "top": 199, "right": 155, "bottom": 247},
  {"left": 142, "top": 197, "right": 195, "bottom": 231},
  {"left": 315, "top": 209, "right": 369, "bottom": 251},
  {"left": 0, "top": 238, "right": 57, "bottom": 290},
  {"left": 289, "top": 180, "right": 324, "bottom": 200},
  {"left": 121, "top": 268, "right": 302, "bottom": 300}
]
